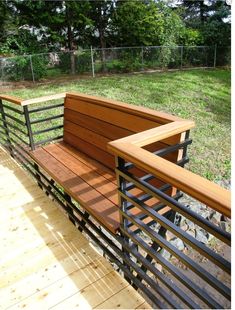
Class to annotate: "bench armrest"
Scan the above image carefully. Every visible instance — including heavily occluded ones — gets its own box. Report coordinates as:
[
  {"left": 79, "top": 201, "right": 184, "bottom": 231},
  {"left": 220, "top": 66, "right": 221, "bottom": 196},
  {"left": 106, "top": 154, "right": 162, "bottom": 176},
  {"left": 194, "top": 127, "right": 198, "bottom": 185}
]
[{"left": 108, "top": 120, "right": 231, "bottom": 218}]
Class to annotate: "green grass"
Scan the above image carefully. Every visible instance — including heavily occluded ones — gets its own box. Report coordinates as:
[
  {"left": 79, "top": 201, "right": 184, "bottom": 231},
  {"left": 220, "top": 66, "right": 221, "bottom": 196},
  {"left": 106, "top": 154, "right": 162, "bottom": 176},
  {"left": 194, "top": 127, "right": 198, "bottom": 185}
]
[{"left": 2, "top": 68, "right": 231, "bottom": 181}]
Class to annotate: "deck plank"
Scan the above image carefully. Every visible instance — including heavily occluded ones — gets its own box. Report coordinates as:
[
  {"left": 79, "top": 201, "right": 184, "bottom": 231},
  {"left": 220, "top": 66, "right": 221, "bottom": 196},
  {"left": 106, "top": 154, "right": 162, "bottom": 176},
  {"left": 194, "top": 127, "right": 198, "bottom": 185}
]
[{"left": 0, "top": 147, "right": 150, "bottom": 310}]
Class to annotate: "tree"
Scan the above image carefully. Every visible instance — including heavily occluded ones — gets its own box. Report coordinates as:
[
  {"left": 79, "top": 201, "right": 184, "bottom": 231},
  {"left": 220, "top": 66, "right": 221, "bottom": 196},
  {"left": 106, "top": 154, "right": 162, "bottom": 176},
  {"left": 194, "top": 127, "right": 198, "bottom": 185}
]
[
  {"left": 8, "top": 0, "right": 92, "bottom": 73},
  {"left": 180, "top": 0, "right": 231, "bottom": 47},
  {"left": 87, "top": 1, "right": 115, "bottom": 71},
  {"left": 112, "top": 0, "right": 164, "bottom": 47}
]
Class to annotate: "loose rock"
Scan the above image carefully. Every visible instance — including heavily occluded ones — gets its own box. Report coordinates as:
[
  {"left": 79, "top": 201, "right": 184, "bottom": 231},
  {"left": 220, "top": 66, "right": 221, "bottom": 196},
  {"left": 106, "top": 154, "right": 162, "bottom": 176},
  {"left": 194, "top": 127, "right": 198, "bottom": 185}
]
[
  {"left": 196, "top": 229, "right": 208, "bottom": 244},
  {"left": 171, "top": 238, "right": 185, "bottom": 251}
]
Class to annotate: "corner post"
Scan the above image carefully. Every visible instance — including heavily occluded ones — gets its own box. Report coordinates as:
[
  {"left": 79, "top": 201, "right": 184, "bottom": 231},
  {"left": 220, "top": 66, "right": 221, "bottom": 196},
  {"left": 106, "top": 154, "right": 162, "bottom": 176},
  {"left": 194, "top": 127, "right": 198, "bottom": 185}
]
[
  {"left": 23, "top": 105, "right": 35, "bottom": 151},
  {"left": 116, "top": 156, "right": 132, "bottom": 284}
]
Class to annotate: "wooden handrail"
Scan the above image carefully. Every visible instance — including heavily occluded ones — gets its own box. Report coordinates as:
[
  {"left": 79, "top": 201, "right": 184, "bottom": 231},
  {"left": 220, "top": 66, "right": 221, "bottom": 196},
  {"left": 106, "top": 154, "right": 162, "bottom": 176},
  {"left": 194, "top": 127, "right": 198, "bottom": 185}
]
[
  {"left": 108, "top": 121, "right": 231, "bottom": 218},
  {"left": 0, "top": 93, "right": 66, "bottom": 106},
  {"left": 21, "top": 93, "right": 66, "bottom": 106},
  {"left": 0, "top": 94, "right": 23, "bottom": 105}
]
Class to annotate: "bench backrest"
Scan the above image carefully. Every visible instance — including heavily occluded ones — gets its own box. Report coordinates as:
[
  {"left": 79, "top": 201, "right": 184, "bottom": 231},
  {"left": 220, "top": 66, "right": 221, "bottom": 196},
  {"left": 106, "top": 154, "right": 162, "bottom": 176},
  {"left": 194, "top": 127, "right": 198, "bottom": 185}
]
[{"left": 63, "top": 92, "right": 183, "bottom": 170}]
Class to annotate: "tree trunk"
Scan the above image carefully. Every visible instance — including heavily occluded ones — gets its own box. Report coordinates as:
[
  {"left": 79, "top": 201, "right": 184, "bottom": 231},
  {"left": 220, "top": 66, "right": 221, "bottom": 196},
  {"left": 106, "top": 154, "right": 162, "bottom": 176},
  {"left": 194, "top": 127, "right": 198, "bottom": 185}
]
[{"left": 66, "top": 3, "right": 76, "bottom": 75}]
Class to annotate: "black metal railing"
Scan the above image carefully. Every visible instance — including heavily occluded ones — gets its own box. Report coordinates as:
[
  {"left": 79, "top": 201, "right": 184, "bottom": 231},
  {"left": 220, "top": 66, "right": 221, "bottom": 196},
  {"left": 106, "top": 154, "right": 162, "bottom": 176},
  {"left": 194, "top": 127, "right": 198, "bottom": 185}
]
[
  {"left": 0, "top": 98, "right": 64, "bottom": 153},
  {"left": 115, "top": 152, "right": 231, "bottom": 309}
]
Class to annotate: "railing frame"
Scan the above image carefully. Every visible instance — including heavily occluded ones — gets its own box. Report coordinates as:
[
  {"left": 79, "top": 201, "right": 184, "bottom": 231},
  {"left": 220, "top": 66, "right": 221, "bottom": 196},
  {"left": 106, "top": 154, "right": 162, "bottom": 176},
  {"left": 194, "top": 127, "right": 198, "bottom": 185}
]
[{"left": 0, "top": 93, "right": 231, "bottom": 309}]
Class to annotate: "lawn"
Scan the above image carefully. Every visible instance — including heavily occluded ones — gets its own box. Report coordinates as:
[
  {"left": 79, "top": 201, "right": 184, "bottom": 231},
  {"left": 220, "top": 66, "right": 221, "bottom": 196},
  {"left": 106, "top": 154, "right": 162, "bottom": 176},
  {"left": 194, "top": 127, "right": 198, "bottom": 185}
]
[{"left": 1, "top": 68, "right": 231, "bottom": 182}]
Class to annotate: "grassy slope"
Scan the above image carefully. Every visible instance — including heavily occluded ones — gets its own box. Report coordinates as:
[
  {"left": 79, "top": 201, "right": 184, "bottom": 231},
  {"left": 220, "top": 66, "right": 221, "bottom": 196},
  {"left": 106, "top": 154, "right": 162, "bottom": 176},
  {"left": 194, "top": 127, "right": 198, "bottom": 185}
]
[{"left": 6, "top": 69, "right": 231, "bottom": 181}]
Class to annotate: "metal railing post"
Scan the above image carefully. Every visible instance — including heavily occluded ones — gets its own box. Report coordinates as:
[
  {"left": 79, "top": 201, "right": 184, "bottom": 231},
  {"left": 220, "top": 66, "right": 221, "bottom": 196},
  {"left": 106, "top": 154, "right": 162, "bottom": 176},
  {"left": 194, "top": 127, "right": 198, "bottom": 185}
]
[
  {"left": 116, "top": 156, "right": 132, "bottom": 284},
  {"left": 0, "top": 99, "right": 14, "bottom": 157},
  {"left": 23, "top": 105, "right": 35, "bottom": 151}
]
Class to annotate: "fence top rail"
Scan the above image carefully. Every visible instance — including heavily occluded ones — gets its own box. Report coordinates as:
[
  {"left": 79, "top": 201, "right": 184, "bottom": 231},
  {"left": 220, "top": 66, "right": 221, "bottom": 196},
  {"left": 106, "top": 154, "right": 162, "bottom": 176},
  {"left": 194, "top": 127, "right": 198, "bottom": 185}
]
[
  {"left": 0, "top": 93, "right": 66, "bottom": 106},
  {"left": 108, "top": 121, "right": 231, "bottom": 218}
]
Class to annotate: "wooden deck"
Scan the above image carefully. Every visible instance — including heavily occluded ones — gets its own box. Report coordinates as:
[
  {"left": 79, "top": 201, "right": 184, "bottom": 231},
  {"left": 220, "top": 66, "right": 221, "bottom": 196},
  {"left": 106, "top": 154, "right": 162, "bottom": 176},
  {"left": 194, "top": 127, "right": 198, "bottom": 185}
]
[{"left": 0, "top": 147, "right": 151, "bottom": 310}]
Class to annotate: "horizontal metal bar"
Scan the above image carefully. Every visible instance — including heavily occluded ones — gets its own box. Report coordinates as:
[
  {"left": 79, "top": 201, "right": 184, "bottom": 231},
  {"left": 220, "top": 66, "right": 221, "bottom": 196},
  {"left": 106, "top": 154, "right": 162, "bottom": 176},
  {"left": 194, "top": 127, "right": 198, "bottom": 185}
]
[
  {"left": 127, "top": 192, "right": 183, "bottom": 234},
  {"left": 121, "top": 227, "right": 223, "bottom": 309},
  {"left": 120, "top": 237, "right": 200, "bottom": 309},
  {"left": 34, "top": 135, "right": 63, "bottom": 146},
  {"left": 117, "top": 168, "right": 231, "bottom": 245},
  {"left": 126, "top": 177, "right": 172, "bottom": 194},
  {"left": 6, "top": 129, "right": 29, "bottom": 146},
  {"left": 120, "top": 208, "right": 231, "bottom": 299},
  {"left": 4, "top": 112, "right": 25, "bottom": 126},
  {"left": 0, "top": 119, "right": 28, "bottom": 136},
  {"left": 2, "top": 104, "right": 24, "bottom": 115},
  {"left": 29, "top": 103, "right": 64, "bottom": 113},
  {"left": 154, "top": 139, "right": 192, "bottom": 157},
  {"left": 30, "top": 113, "right": 64, "bottom": 124},
  {"left": 2, "top": 135, "right": 30, "bottom": 155},
  {"left": 121, "top": 190, "right": 231, "bottom": 273},
  {"left": 33, "top": 125, "right": 63, "bottom": 136}
]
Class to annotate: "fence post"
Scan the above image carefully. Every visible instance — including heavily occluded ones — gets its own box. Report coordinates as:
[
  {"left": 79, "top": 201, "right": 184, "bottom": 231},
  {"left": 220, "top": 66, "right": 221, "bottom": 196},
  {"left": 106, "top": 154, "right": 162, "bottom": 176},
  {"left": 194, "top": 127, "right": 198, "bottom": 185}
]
[
  {"left": 180, "top": 46, "right": 183, "bottom": 69},
  {"left": 90, "top": 46, "right": 95, "bottom": 78},
  {"left": 29, "top": 55, "right": 35, "bottom": 83},
  {"left": 213, "top": 44, "right": 217, "bottom": 68},
  {"left": 141, "top": 47, "right": 144, "bottom": 71}
]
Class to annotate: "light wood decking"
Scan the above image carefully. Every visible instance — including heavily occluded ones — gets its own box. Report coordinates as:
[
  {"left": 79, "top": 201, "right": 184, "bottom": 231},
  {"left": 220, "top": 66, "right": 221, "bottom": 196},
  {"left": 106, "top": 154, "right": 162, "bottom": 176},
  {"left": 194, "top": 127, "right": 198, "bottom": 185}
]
[{"left": 0, "top": 147, "right": 151, "bottom": 310}]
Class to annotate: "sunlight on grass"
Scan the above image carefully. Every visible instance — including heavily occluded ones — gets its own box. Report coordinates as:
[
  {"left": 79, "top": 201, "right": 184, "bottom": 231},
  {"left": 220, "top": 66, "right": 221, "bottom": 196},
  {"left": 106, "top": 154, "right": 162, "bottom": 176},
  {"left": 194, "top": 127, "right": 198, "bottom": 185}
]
[{"left": 2, "top": 69, "right": 231, "bottom": 181}]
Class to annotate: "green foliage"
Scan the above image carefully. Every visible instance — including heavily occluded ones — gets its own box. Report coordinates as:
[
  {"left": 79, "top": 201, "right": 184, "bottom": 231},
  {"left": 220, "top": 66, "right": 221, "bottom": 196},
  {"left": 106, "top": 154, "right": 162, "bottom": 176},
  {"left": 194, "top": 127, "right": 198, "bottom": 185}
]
[
  {"left": 113, "top": 0, "right": 164, "bottom": 46},
  {"left": 5, "top": 54, "right": 48, "bottom": 81},
  {"left": 77, "top": 51, "right": 91, "bottom": 73},
  {"left": 180, "top": 28, "right": 203, "bottom": 46}
]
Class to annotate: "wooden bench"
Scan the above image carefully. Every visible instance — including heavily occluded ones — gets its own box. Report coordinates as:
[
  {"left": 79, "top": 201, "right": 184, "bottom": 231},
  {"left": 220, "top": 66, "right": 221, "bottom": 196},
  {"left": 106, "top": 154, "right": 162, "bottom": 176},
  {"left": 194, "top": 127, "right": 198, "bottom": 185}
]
[
  {"left": 24, "top": 92, "right": 191, "bottom": 234},
  {"left": 0, "top": 92, "right": 231, "bottom": 308}
]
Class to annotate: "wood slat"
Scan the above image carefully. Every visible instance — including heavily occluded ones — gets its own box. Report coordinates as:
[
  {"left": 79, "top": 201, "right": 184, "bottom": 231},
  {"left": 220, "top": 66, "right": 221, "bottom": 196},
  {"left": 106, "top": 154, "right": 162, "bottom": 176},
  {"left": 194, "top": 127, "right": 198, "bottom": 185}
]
[
  {"left": 8, "top": 257, "right": 113, "bottom": 310},
  {"left": 64, "top": 120, "right": 109, "bottom": 153},
  {"left": 64, "top": 108, "right": 133, "bottom": 140},
  {"left": 49, "top": 270, "right": 129, "bottom": 310},
  {"left": 57, "top": 142, "right": 116, "bottom": 184},
  {"left": 30, "top": 147, "right": 120, "bottom": 233},
  {"left": 65, "top": 97, "right": 160, "bottom": 133},
  {"left": 44, "top": 143, "right": 118, "bottom": 205},
  {"left": 64, "top": 131, "right": 115, "bottom": 170},
  {"left": 66, "top": 92, "right": 181, "bottom": 123}
]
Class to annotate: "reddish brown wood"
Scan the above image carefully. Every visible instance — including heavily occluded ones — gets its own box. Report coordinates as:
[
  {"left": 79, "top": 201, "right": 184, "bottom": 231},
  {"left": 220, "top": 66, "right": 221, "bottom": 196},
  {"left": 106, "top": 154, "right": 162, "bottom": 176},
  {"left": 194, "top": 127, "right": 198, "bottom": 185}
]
[
  {"left": 30, "top": 147, "right": 120, "bottom": 234},
  {"left": 64, "top": 109, "right": 133, "bottom": 140},
  {"left": 64, "top": 131, "right": 115, "bottom": 170}
]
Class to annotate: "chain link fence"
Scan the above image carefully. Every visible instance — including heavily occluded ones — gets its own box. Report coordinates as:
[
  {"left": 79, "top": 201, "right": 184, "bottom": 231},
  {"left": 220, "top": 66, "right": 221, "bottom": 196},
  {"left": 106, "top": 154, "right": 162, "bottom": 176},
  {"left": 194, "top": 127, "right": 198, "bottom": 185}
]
[{"left": 0, "top": 45, "right": 230, "bottom": 83}]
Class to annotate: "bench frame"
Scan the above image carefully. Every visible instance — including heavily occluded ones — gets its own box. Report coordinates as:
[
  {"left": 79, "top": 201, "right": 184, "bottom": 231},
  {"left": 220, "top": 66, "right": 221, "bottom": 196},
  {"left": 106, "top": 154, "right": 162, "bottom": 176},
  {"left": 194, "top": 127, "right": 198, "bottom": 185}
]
[{"left": 0, "top": 92, "right": 231, "bottom": 309}]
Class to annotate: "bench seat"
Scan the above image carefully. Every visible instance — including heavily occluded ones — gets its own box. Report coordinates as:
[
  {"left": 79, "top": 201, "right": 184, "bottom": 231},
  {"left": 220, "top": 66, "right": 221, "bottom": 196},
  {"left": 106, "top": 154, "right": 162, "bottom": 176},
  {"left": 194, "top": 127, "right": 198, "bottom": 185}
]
[
  {"left": 30, "top": 141, "right": 170, "bottom": 234},
  {"left": 30, "top": 141, "right": 120, "bottom": 234}
]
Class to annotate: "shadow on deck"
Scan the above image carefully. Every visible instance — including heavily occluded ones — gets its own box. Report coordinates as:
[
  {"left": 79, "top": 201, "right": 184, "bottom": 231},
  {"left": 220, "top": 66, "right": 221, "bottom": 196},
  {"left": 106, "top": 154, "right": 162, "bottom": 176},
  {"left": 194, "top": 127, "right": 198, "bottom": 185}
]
[{"left": 0, "top": 147, "right": 150, "bottom": 310}]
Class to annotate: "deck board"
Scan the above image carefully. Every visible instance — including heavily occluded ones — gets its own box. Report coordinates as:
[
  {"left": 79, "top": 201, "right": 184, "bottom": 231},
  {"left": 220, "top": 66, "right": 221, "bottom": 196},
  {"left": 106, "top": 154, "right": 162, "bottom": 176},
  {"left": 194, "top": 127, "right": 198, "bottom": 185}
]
[{"left": 0, "top": 147, "right": 151, "bottom": 310}]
